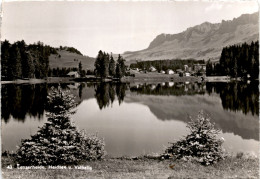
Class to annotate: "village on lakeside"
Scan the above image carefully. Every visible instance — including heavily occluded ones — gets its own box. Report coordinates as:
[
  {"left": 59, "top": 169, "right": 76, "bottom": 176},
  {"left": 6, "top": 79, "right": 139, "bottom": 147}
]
[{"left": 1, "top": 62, "right": 233, "bottom": 84}]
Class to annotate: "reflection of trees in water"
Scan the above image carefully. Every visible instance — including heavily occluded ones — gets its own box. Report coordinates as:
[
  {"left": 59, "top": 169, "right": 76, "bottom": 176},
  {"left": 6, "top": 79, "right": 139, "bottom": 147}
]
[
  {"left": 94, "top": 83, "right": 128, "bottom": 109},
  {"left": 206, "top": 82, "right": 259, "bottom": 116},
  {"left": 130, "top": 82, "right": 258, "bottom": 116},
  {"left": 1, "top": 84, "right": 48, "bottom": 123},
  {"left": 2, "top": 81, "right": 258, "bottom": 122},
  {"left": 130, "top": 82, "right": 206, "bottom": 96}
]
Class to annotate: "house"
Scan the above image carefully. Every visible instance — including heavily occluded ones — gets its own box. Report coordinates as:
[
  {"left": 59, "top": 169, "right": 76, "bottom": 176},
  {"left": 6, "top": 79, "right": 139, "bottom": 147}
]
[
  {"left": 160, "top": 70, "right": 166, "bottom": 74},
  {"left": 185, "top": 72, "right": 191, "bottom": 77},
  {"left": 166, "top": 69, "right": 174, "bottom": 74},
  {"left": 151, "top": 84, "right": 156, "bottom": 90},
  {"left": 184, "top": 65, "right": 189, "bottom": 72},
  {"left": 149, "top": 66, "right": 157, "bottom": 72},
  {"left": 168, "top": 82, "right": 174, "bottom": 87},
  {"left": 67, "top": 71, "right": 80, "bottom": 78}
]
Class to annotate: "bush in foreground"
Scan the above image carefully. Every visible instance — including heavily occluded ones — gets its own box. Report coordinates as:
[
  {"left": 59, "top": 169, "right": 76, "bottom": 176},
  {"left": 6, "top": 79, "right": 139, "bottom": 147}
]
[
  {"left": 163, "top": 111, "right": 225, "bottom": 165},
  {"left": 16, "top": 87, "right": 105, "bottom": 166}
]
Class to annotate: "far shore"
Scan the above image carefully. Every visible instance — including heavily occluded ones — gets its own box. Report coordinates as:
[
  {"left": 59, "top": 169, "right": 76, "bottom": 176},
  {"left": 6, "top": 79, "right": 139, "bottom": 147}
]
[{"left": 1, "top": 74, "right": 256, "bottom": 84}]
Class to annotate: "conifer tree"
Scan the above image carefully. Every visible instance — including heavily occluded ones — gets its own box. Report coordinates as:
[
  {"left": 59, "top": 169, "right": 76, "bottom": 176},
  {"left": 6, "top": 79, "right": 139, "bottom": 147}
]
[
  {"left": 115, "top": 54, "right": 126, "bottom": 79},
  {"left": 16, "top": 87, "right": 105, "bottom": 166},
  {"left": 109, "top": 53, "right": 116, "bottom": 77}
]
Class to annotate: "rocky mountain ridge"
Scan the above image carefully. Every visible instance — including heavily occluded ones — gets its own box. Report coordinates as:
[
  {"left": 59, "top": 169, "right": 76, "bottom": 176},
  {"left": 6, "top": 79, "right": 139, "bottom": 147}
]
[{"left": 123, "top": 12, "right": 259, "bottom": 62}]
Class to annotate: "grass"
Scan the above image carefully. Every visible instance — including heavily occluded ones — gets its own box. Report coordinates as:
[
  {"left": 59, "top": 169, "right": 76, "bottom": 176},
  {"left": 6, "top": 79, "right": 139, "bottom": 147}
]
[
  {"left": 49, "top": 50, "right": 95, "bottom": 70},
  {"left": 2, "top": 155, "right": 259, "bottom": 179}
]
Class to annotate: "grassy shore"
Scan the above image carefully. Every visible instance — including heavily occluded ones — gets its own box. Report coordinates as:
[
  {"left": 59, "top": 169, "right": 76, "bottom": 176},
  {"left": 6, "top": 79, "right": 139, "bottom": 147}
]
[{"left": 2, "top": 155, "right": 259, "bottom": 179}]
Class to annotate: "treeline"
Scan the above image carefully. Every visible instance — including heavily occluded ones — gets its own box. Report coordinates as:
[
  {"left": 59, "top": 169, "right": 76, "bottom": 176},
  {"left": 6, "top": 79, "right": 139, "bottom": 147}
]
[
  {"left": 94, "top": 50, "right": 126, "bottom": 79},
  {"left": 206, "top": 41, "right": 259, "bottom": 79},
  {"left": 59, "top": 46, "right": 83, "bottom": 55},
  {"left": 1, "top": 40, "right": 58, "bottom": 80},
  {"left": 130, "top": 59, "right": 205, "bottom": 71},
  {"left": 48, "top": 67, "right": 79, "bottom": 77}
]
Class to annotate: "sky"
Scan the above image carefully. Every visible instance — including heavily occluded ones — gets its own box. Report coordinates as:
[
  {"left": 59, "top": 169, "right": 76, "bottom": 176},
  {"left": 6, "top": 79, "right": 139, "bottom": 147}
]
[{"left": 1, "top": 1, "right": 258, "bottom": 57}]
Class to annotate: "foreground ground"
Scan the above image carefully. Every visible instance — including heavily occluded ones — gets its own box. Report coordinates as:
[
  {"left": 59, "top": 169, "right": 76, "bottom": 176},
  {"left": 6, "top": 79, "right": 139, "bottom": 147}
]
[{"left": 2, "top": 156, "right": 259, "bottom": 179}]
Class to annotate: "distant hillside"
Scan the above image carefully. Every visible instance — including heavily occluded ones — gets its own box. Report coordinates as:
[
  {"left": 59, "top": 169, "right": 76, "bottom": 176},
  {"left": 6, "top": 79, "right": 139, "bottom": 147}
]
[
  {"left": 123, "top": 12, "right": 259, "bottom": 61},
  {"left": 49, "top": 50, "right": 95, "bottom": 70}
]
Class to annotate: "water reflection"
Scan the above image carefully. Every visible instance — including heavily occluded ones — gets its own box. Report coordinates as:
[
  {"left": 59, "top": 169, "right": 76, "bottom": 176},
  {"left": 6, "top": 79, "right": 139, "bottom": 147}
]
[
  {"left": 130, "top": 82, "right": 205, "bottom": 96},
  {"left": 1, "top": 84, "right": 48, "bottom": 123},
  {"left": 94, "top": 83, "right": 127, "bottom": 109},
  {"left": 1, "top": 81, "right": 258, "bottom": 123},
  {"left": 1, "top": 82, "right": 259, "bottom": 156},
  {"left": 206, "top": 82, "right": 259, "bottom": 116}
]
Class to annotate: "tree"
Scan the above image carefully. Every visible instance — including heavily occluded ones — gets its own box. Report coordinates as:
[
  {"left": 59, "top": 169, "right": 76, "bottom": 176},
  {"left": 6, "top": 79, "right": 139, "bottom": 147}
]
[
  {"left": 206, "top": 60, "right": 213, "bottom": 76},
  {"left": 163, "top": 111, "right": 225, "bottom": 165},
  {"left": 78, "top": 61, "right": 83, "bottom": 77},
  {"left": 109, "top": 53, "right": 116, "bottom": 77},
  {"left": 94, "top": 51, "right": 110, "bottom": 79},
  {"left": 116, "top": 54, "right": 126, "bottom": 79},
  {"left": 8, "top": 44, "right": 22, "bottom": 80},
  {"left": 94, "top": 50, "right": 103, "bottom": 77},
  {"left": 21, "top": 52, "right": 35, "bottom": 78},
  {"left": 16, "top": 86, "right": 105, "bottom": 166},
  {"left": 1, "top": 40, "right": 10, "bottom": 79},
  {"left": 101, "top": 53, "right": 109, "bottom": 78}
]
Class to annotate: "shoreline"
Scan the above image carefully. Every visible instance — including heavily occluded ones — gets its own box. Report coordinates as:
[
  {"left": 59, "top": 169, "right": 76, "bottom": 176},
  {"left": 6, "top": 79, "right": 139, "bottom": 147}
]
[
  {"left": 0, "top": 76, "right": 202, "bottom": 84},
  {"left": 1, "top": 75, "right": 256, "bottom": 84}
]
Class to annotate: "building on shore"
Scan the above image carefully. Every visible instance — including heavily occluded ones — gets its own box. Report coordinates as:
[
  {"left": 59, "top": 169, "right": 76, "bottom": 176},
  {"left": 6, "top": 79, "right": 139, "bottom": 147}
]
[
  {"left": 149, "top": 66, "right": 157, "bottom": 72},
  {"left": 67, "top": 71, "right": 80, "bottom": 78},
  {"left": 166, "top": 69, "right": 174, "bottom": 74},
  {"left": 160, "top": 70, "right": 166, "bottom": 74}
]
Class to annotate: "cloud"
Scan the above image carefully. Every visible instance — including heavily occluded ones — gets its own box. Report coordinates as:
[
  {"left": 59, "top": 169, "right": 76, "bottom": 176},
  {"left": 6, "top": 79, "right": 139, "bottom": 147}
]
[{"left": 205, "top": 2, "right": 223, "bottom": 12}]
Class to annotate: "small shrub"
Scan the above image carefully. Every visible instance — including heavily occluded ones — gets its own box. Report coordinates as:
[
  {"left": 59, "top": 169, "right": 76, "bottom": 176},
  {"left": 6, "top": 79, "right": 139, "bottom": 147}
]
[
  {"left": 163, "top": 111, "right": 225, "bottom": 165},
  {"left": 16, "top": 87, "right": 105, "bottom": 166}
]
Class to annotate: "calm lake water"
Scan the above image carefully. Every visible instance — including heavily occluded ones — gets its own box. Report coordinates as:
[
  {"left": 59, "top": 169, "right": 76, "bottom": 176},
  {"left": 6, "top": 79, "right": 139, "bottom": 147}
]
[{"left": 1, "top": 81, "right": 259, "bottom": 157}]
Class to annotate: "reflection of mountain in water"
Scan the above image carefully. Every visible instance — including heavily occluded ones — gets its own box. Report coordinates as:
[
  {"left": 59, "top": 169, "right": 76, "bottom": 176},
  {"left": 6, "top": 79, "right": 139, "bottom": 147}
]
[
  {"left": 125, "top": 94, "right": 259, "bottom": 141},
  {"left": 126, "top": 82, "right": 259, "bottom": 140},
  {"left": 1, "top": 81, "right": 259, "bottom": 141}
]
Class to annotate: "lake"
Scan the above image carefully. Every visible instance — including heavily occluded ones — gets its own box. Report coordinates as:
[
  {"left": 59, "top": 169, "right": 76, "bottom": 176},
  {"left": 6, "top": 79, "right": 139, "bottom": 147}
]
[{"left": 1, "top": 81, "right": 259, "bottom": 157}]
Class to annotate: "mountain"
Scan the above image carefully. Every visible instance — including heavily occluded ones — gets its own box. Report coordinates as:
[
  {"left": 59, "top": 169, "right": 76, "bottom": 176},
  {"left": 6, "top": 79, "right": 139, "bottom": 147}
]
[
  {"left": 123, "top": 12, "right": 259, "bottom": 62},
  {"left": 49, "top": 49, "right": 95, "bottom": 70}
]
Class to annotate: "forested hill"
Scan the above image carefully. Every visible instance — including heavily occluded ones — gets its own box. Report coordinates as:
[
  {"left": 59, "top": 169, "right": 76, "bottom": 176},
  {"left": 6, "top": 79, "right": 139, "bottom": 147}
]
[
  {"left": 206, "top": 41, "right": 259, "bottom": 79},
  {"left": 1, "top": 40, "right": 95, "bottom": 80},
  {"left": 1, "top": 40, "right": 58, "bottom": 80}
]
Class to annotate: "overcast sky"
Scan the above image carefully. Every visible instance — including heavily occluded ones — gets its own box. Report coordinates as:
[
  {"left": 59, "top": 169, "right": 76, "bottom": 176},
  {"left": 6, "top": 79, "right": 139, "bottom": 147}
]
[{"left": 1, "top": 1, "right": 258, "bottom": 57}]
